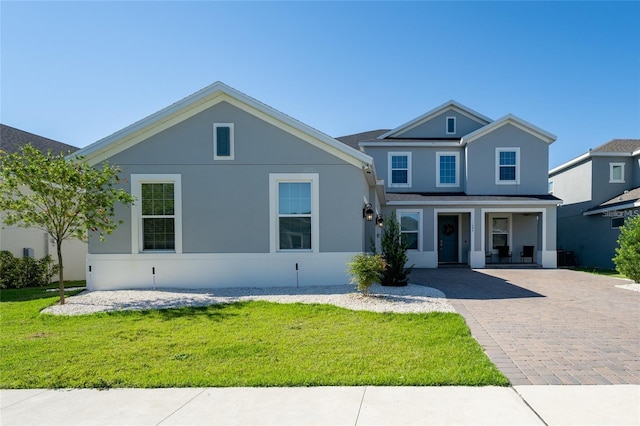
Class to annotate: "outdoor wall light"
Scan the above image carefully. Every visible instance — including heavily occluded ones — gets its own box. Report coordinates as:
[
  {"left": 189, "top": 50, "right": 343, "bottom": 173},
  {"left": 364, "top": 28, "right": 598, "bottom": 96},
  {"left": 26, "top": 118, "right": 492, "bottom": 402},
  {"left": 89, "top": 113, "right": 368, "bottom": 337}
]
[
  {"left": 363, "top": 203, "right": 374, "bottom": 221},
  {"left": 376, "top": 214, "right": 384, "bottom": 227}
]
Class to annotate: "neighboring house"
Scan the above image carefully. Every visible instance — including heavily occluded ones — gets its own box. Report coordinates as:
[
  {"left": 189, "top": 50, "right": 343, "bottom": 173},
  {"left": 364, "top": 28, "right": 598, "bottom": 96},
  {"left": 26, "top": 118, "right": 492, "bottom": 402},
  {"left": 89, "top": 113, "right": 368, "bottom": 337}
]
[
  {"left": 72, "top": 83, "right": 558, "bottom": 291},
  {"left": 549, "top": 139, "right": 640, "bottom": 269},
  {"left": 0, "top": 124, "right": 87, "bottom": 281},
  {"left": 338, "top": 100, "right": 559, "bottom": 270}
]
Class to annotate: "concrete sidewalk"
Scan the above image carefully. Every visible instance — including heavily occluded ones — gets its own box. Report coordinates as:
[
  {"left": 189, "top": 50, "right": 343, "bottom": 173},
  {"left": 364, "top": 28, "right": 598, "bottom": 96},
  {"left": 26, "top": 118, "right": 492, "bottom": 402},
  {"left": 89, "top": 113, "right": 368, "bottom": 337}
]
[{"left": 2, "top": 385, "right": 638, "bottom": 425}]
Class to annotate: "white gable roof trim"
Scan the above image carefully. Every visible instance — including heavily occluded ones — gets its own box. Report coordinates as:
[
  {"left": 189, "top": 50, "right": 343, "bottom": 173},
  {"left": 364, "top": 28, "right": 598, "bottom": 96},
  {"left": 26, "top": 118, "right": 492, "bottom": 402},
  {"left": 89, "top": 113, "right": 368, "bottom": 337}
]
[
  {"left": 461, "top": 114, "right": 557, "bottom": 146},
  {"left": 72, "top": 82, "right": 373, "bottom": 168},
  {"left": 378, "top": 100, "right": 492, "bottom": 140}
]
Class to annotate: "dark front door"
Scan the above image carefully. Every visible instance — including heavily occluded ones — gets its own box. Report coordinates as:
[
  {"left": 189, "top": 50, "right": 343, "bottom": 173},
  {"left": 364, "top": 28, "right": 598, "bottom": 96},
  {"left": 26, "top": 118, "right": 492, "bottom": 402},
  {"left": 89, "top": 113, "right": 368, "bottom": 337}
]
[{"left": 438, "top": 215, "right": 459, "bottom": 263}]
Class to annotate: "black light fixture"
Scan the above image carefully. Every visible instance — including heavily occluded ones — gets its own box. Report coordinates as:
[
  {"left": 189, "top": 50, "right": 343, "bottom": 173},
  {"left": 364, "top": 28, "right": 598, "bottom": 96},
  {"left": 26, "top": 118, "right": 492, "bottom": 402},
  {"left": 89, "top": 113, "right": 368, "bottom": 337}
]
[
  {"left": 363, "top": 203, "right": 374, "bottom": 221},
  {"left": 376, "top": 214, "right": 384, "bottom": 227}
]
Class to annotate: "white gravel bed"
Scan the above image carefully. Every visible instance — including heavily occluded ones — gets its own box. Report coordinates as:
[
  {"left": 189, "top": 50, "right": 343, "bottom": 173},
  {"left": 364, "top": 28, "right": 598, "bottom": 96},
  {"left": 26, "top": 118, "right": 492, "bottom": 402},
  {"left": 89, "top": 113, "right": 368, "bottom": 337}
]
[
  {"left": 616, "top": 283, "right": 640, "bottom": 292},
  {"left": 41, "top": 283, "right": 455, "bottom": 316}
]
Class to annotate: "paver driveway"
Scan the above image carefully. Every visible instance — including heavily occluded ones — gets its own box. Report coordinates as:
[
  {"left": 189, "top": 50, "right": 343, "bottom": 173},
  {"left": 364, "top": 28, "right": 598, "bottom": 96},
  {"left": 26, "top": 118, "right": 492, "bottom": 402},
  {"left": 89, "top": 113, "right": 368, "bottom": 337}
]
[{"left": 410, "top": 268, "right": 640, "bottom": 385}]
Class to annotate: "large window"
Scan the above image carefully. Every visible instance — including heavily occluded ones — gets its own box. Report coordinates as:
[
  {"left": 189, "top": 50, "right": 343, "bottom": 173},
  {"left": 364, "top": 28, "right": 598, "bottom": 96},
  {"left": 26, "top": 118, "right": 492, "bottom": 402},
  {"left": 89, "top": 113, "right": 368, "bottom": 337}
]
[
  {"left": 609, "top": 163, "right": 625, "bottom": 183},
  {"left": 436, "top": 152, "right": 459, "bottom": 187},
  {"left": 131, "top": 174, "right": 182, "bottom": 253},
  {"left": 398, "top": 210, "right": 421, "bottom": 251},
  {"left": 496, "top": 148, "right": 520, "bottom": 185},
  {"left": 214, "top": 123, "right": 234, "bottom": 160},
  {"left": 269, "top": 174, "right": 319, "bottom": 252},
  {"left": 388, "top": 152, "right": 411, "bottom": 188},
  {"left": 491, "top": 217, "right": 510, "bottom": 249}
]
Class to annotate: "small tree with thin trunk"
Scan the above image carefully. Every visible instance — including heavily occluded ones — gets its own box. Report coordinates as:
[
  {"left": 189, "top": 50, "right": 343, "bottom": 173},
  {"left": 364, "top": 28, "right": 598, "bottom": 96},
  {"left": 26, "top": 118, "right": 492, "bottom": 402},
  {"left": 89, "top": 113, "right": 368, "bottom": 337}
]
[{"left": 0, "top": 145, "right": 134, "bottom": 304}]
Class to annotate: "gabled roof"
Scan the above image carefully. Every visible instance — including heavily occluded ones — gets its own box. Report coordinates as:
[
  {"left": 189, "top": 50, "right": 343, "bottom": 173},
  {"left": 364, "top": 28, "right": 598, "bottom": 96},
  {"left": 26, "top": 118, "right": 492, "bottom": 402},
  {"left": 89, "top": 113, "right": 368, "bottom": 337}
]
[
  {"left": 461, "top": 114, "right": 557, "bottom": 145},
  {"left": 377, "top": 100, "right": 492, "bottom": 139},
  {"left": 73, "top": 82, "right": 373, "bottom": 168},
  {"left": 583, "top": 187, "right": 640, "bottom": 216},
  {"left": 549, "top": 139, "right": 640, "bottom": 176},
  {"left": 0, "top": 124, "right": 78, "bottom": 156}
]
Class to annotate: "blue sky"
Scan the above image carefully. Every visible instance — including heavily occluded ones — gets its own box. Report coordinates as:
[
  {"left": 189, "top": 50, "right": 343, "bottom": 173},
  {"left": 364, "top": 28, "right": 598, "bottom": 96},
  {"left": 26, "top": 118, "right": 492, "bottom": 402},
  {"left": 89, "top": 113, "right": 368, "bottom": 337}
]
[{"left": 1, "top": 1, "right": 639, "bottom": 168}]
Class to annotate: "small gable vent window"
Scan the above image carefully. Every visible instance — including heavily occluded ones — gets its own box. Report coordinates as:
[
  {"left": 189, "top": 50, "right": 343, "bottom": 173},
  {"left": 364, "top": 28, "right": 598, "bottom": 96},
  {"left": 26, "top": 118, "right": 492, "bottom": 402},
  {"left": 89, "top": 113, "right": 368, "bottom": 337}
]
[
  {"left": 446, "top": 117, "right": 456, "bottom": 134},
  {"left": 609, "top": 163, "right": 625, "bottom": 183},
  {"left": 214, "top": 123, "right": 234, "bottom": 160}
]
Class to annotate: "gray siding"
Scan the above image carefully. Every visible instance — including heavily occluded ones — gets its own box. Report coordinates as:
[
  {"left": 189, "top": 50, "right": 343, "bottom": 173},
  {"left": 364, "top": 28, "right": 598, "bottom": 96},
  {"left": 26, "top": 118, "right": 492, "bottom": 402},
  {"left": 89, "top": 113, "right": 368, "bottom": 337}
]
[
  {"left": 364, "top": 146, "right": 466, "bottom": 193},
  {"left": 394, "top": 110, "right": 486, "bottom": 139},
  {"left": 632, "top": 156, "right": 640, "bottom": 187},
  {"left": 90, "top": 101, "right": 367, "bottom": 255},
  {"left": 591, "top": 156, "right": 636, "bottom": 203},
  {"left": 550, "top": 160, "right": 592, "bottom": 205},
  {"left": 466, "top": 124, "right": 549, "bottom": 195}
]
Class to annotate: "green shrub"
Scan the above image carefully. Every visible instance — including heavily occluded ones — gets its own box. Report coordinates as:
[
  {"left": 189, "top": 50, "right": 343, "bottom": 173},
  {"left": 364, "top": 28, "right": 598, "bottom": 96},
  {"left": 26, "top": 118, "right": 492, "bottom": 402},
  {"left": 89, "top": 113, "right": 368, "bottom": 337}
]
[
  {"left": 347, "top": 253, "right": 386, "bottom": 295},
  {"left": 0, "top": 251, "right": 58, "bottom": 289},
  {"left": 378, "top": 212, "right": 414, "bottom": 286},
  {"left": 613, "top": 215, "right": 640, "bottom": 283}
]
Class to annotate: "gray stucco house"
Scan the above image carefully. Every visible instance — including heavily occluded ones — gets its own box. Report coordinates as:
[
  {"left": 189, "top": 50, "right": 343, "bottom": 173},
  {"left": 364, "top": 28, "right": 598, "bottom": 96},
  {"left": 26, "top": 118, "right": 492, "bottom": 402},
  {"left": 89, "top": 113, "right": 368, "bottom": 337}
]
[
  {"left": 73, "top": 83, "right": 559, "bottom": 290},
  {"left": 549, "top": 139, "right": 640, "bottom": 269}
]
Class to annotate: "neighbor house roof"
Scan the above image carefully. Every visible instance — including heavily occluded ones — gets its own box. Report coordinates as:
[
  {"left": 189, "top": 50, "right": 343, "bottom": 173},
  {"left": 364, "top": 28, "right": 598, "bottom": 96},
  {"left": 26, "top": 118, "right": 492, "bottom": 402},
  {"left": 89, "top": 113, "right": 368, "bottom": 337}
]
[
  {"left": 583, "top": 187, "right": 640, "bottom": 216},
  {"left": 386, "top": 192, "right": 561, "bottom": 205},
  {"left": 1, "top": 124, "right": 78, "bottom": 156},
  {"left": 549, "top": 139, "right": 640, "bottom": 176},
  {"left": 73, "top": 82, "right": 374, "bottom": 169}
]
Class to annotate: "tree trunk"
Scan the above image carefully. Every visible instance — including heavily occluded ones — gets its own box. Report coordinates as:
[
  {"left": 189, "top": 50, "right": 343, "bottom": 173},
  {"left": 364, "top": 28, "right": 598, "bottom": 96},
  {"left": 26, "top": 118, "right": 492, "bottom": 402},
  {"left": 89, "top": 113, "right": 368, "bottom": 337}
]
[{"left": 57, "top": 241, "right": 65, "bottom": 305}]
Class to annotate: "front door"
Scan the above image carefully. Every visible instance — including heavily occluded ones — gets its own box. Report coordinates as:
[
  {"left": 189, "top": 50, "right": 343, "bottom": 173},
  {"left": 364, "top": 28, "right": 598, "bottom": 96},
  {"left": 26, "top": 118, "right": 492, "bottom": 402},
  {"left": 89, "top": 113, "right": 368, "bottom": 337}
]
[{"left": 438, "top": 215, "right": 459, "bottom": 263}]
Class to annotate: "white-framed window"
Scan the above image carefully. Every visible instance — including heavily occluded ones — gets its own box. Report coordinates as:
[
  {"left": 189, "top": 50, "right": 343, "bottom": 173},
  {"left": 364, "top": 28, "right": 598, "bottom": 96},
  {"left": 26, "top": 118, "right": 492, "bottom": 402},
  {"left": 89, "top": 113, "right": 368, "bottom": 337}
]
[
  {"left": 548, "top": 180, "right": 554, "bottom": 194},
  {"left": 269, "top": 173, "right": 319, "bottom": 252},
  {"left": 609, "top": 163, "right": 625, "bottom": 183},
  {"left": 213, "top": 123, "right": 234, "bottom": 160},
  {"left": 446, "top": 116, "right": 456, "bottom": 135},
  {"left": 436, "top": 152, "right": 460, "bottom": 187},
  {"left": 388, "top": 152, "right": 412, "bottom": 188},
  {"left": 490, "top": 215, "right": 511, "bottom": 250},
  {"left": 131, "top": 174, "right": 182, "bottom": 253},
  {"left": 495, "top": 148, "right": 520, "bottom": 185},
  {"left": 397, "top": 209, "right": 422, "bottom": 251}
]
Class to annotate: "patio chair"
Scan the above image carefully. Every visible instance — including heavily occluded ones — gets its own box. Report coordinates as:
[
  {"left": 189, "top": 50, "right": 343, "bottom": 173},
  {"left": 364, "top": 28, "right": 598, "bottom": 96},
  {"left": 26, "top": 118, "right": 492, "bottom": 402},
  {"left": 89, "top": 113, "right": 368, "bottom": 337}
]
[
  {"left": 521, "top": 245, "right": 535, "bottom": 263},
  {"left": 498, "top": 246, "right": 512, "bottom": 263}
]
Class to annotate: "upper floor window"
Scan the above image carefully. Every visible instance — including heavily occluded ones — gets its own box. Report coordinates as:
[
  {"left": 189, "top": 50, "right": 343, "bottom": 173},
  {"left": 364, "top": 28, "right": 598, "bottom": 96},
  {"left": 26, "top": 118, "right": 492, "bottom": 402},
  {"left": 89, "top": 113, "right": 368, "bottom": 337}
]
[
  {"left": 398, "top": 210, "right": 421, "bottom": 251},
  {"left": 214, "top": 123, "right": 234, "bottom": 160},
  {"left": 495, "top": 148, "right": 520, "bottom": 185},
  {"left": 548, "top": 180, "right": 554, "bottom": 194},
  {"left": 388, "top": 152, "right": 412, "bottom": 188},
  {"left": 436, "top": 152, "right": 460, "bottom": 187},
  {"left": 269, "top": 173, "right": 319, "bottom": 252},
  {"left": 609, "top": 163, "right": 625, "bottom": 183},
  {"left": 131, "top": 174, "right": 182, "bottom": 253},
  {"left": 446, "top": 116, "right": 456, "bottom": 134}
]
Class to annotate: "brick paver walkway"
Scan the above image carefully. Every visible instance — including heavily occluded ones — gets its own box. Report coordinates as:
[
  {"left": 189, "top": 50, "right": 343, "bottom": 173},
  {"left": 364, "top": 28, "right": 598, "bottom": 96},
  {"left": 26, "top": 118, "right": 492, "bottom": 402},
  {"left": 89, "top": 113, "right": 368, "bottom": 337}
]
[{"left": 410, "top": 268, "right": 640, "bottom": 385}]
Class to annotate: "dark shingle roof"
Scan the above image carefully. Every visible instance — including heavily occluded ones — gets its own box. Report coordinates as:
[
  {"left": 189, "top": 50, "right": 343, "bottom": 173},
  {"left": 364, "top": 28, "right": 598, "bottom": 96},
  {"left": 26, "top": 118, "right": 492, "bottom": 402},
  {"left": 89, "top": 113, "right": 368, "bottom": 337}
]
[
  {"left": 386, "top": 193, "right": 561, "bottom": 203},
  {"left": 336, "top": 129, "right": 390, "bottom": 150},
  {"left": 592, "top": 139, "right": 640, "bottom": 154},
  {"left": 1, "top": 124, "right": 79, "bottom": 156}
]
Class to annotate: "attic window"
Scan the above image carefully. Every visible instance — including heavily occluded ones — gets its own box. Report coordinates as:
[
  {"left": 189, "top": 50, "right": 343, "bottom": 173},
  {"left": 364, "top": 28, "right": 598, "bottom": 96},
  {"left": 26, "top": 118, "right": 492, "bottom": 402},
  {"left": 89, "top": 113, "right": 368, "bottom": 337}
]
[
  {"left": 609, "top": 163, "right": 625, "bottom": 183},
  {"left": 446, "top": 117, "right": 456, "bottom": 134},
  {"left": 214, "top": 123, "right": 234, "bottom": 160}
]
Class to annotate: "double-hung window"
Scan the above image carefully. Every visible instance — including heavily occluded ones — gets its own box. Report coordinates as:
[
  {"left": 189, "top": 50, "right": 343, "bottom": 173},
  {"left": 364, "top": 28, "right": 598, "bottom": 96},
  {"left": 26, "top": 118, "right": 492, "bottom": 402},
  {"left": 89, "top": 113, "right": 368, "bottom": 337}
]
[
  {"left": 388, "top": 152, "right": 411, "bottom": 188},
  {"left": 269, "top": 174, "right": 319, "bottom": 252},
  {"left": 132, "top": 174, "right": 182, "bottom": 253},
  {"left": 609, "top": 163, "right": 625, "bottom": 183},
  {"left": 491, "top": 216, "right": 510, "bottom": 249},
  {"left": 436, "top": 152, "right": 459, "bottom": 187},
  {"left": 496, "top": 148, "right": 520, "bottom": 184},
  {"left": 214, "top": 123, "right": 234, "bottom": 160},
  {"left": 398, "top": 210, "right": 421, "bottom": 251}
]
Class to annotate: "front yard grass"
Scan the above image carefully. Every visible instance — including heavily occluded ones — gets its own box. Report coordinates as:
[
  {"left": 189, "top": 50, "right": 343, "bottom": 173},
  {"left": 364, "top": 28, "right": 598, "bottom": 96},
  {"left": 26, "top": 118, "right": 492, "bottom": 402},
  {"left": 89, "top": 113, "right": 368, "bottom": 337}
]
[{"left": 0, "top": 286, "right": 508, "bottom": 388}]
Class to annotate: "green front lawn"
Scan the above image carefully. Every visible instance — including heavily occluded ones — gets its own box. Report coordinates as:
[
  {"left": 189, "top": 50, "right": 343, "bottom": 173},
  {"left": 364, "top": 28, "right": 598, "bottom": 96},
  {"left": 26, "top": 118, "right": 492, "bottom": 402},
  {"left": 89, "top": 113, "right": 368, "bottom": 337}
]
[{"left": 0, "top": 286, "right": 508, "bottom": 388}]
